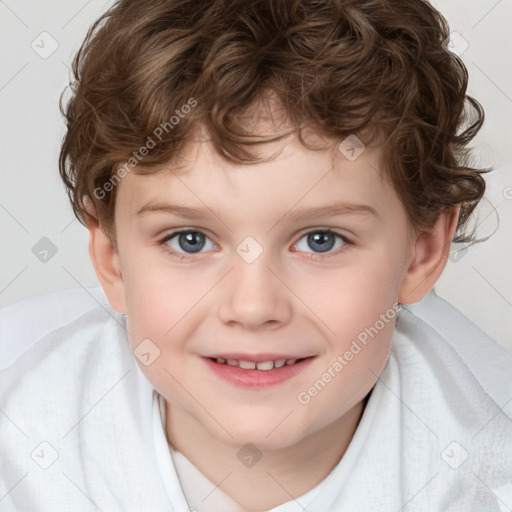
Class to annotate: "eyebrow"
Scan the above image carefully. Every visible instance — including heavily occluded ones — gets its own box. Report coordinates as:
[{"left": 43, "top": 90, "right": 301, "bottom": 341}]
[{"left": 136, "top": 201, "right": 378, "bottom": 221}]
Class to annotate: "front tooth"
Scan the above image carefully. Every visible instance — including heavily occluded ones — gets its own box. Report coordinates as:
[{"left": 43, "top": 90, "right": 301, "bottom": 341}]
[
  {"left": 238, "top": 360, "right": 256, "bottom": 369},
  {"left": 227, "top": 359, "right": 239, "bottom": 366},
  {"left": 285, "top": 359, "right": 297, "bottom": 365},
  {"left": 274, "top": 359, "right": 286, "bottom": 368},
  {"left": 256, "top": 360, "right": 274, "bottom": 371}
]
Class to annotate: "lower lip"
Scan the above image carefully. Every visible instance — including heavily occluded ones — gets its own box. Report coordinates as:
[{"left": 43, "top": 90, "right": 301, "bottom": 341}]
[{"left": 202, "top": 357, "right": 315, "bottom": 388}]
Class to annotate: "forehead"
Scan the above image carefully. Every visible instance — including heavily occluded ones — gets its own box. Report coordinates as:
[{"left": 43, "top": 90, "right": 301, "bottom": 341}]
[{"left": 115, "top": 129, "right": 397, "bottom": 227}]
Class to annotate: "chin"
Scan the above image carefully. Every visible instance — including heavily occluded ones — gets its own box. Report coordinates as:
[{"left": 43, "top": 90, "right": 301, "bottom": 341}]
[{"left": 210, "top": 413, "right": 311, "bottom": 451}]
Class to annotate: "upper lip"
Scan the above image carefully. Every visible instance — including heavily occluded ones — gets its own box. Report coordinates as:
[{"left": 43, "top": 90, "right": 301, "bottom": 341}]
[{"left": 204, "top": 353, "right": 314, "bottom": 362}]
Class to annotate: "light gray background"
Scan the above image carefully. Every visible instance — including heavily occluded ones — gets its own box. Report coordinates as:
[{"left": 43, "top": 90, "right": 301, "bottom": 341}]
[{"left": 1, "top": 0, "right": 511, "bottom": 351}]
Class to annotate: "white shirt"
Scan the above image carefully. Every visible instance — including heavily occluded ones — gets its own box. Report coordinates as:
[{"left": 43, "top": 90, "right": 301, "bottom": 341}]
[{"left": 0, "top": 287, "right": 511, "bottom": 511}]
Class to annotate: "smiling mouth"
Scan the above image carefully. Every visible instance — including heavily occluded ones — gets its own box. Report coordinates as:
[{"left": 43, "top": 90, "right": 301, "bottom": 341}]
[
  {"left": 203, "top": 355, "right": 316, "bottom": 387},
  {"left": 207, "top": 356, "right": 313, "bottom": 370}
]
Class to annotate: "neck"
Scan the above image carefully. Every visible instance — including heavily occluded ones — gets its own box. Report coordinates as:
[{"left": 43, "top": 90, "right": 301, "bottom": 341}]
[{"left": 165, "top": 395, "right": 369, "bottom": 511}]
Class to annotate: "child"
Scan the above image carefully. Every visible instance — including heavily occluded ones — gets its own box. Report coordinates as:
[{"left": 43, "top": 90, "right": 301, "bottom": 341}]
[{"left": 1, "top": 0, "right": 511, "bottom": 510}]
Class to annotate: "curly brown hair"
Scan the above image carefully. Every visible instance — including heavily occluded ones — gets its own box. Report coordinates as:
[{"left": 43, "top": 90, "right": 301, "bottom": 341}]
[{"left": 59, "top": 0, "right": 489, "bottom": 248}]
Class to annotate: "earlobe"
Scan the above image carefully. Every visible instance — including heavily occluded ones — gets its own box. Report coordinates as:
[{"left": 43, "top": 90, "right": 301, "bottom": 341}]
[
  {"left": 398, "top": 206, "right": 460, "bottom": 305},
  {"left": 84, "top": 202, "right": 127, "bottom": 314}
]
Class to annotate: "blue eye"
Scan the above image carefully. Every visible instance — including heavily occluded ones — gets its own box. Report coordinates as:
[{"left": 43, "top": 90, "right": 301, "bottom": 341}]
[
  {"left": 158, "top": 228, "right": 350, "bottom": 260},
  {"left": 160, "top": 230, "right": 216, "bottom": 255},
  {"left": 295, "top": 230, "right": 348, "bottom": 255}
]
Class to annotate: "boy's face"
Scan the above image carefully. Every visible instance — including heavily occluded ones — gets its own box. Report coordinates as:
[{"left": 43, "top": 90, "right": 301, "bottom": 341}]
[{"left": 107, "top": 128, "right": 417, "bottom": 449}]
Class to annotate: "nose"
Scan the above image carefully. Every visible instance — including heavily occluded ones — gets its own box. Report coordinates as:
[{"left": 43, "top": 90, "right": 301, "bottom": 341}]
[{"left": 217, "top": 249, "right": 293, "bottom": 331}]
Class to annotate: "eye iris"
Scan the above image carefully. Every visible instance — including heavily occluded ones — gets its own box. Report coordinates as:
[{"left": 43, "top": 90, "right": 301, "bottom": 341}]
[
  {"left": 178, "top": 232, "right": 205, "bottom": 253},
  {"left": 308, "top": 232, "right": 335, "bottom": 253}
]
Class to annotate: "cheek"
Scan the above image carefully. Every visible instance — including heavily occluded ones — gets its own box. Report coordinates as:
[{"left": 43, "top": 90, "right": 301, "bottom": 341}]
[
  {"left": 294, "top": 246, "right": 401, "bottom": 400},
  {"left": 304, "top": 249, "right": 403, "bottom": 337},
  {"left": 122, "top": 252, "right": 214, "bottom": 390},
  {"left": 120, "top": 243, "right": 194, "bottom": 333},
  {"left": 295, "top": 306, "right": 396, "bottom": 439},
  {"left": 123, "top": 268, "right": 200, "bottom": 408}
]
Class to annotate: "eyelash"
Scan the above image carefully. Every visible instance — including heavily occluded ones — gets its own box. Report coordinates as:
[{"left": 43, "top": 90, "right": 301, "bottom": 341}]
[{"left": 157, "top": 228, "right": 353, "bottom": 262}]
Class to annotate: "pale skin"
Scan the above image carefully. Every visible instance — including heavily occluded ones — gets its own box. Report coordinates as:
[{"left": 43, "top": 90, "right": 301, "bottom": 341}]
[{"left": 86, "top": 123, "right": 459, "bottom": 511}]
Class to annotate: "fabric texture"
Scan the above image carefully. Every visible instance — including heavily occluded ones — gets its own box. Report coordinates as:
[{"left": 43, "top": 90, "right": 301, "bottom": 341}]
[{"left": 0, "top": 287, "right": 511, "bottom": 511}]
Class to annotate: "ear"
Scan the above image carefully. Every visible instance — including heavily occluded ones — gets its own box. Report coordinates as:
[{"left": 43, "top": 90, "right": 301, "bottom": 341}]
[
  {"left": 399, "top": 206, "right": 460, "bottom": 304},
  {"left": 84, "top": 198, "right": 127, "bottom": 314}
]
